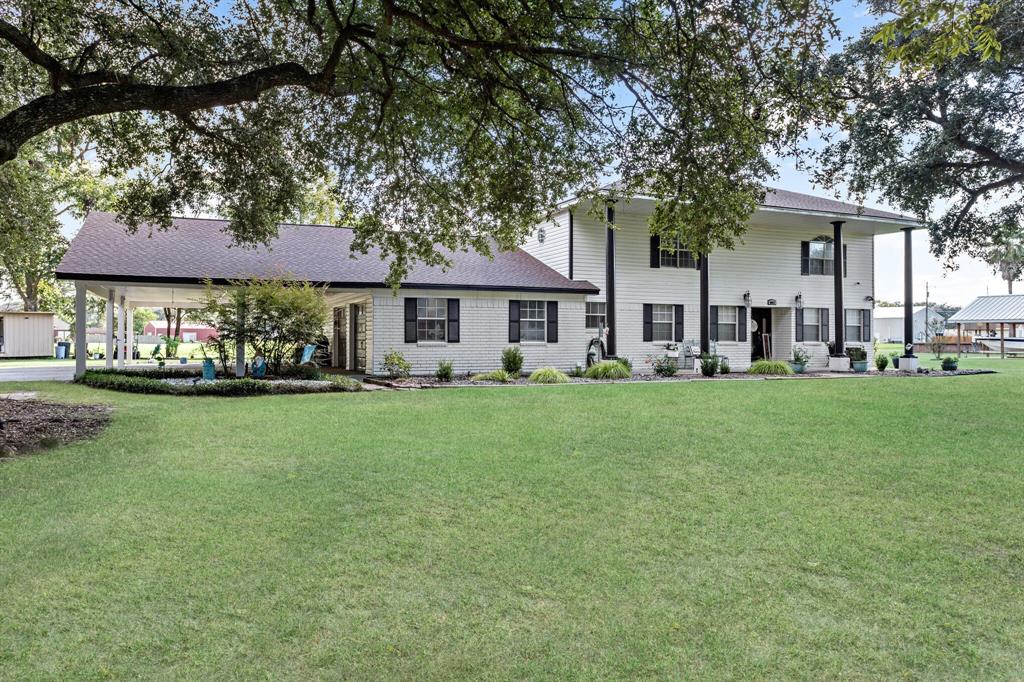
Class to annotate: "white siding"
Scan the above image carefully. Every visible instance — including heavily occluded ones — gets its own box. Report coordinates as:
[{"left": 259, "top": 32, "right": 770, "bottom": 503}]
[
  {"left": 370, "top": 288, "right": 591, "bottom": 376},
  {"left": 520, "top": 211, "right": 572, "bottom": 278},
  {"left": 0, "top": 313, "right": 54, "bottom": 358},
  {"left": 527, "top": 201, "right": 877, "bottom": 372}
]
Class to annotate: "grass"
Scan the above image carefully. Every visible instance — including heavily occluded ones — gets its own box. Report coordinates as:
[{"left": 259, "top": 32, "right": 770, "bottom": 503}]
[{"left": 1, "top": 359, "right": 1024, "bottom": 679}]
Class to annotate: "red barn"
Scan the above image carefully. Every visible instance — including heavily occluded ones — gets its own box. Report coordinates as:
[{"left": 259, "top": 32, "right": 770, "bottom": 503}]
[{"left": 144, "top": 321, "right": 218, "bottom": 343}]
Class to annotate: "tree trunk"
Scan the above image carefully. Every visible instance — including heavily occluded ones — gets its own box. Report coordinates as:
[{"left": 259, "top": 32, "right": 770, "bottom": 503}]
[{"left": 173, "top": 309, "right": 183, "bottom": 339}]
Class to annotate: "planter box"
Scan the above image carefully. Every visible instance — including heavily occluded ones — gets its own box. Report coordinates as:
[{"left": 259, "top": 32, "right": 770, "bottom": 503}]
[
  {"left": 852, "top": 360, "right": 869, "bottom": 373},
  {"left": 790, "top": 362, "right": 806, "bottom": 374},
  {"left": 827, "top": 356, "right": 850, "bottom": 372}
]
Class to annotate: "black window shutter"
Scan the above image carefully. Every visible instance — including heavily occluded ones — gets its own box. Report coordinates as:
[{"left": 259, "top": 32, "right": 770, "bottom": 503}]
[
  {"left": 650, "top": 234, "right": 661, "bottom": 268},
  {"left": 674, "top": 305, "right": 684, "bottom": 342},
  {"left": 820, "top": 308, "right": 829, "bottom": 342},
  {"left": 795, "top": 308, "right": 804, "bottom": 342},
  {"left": 643, "top": 304, "right": 653, "bottom": 342},
  {"left": 843, "top": 244, "right": 848, "bottom": 278},
  {"left": 862, "top": 309, "right": 871, "bottom": 342},
  {"left": 508, "top": 300, "right": 520, "bottom": 343},
  {"left": 800, "top": 241, "right": 810, "bottom": 276},
  {"left": 404, "top": 298, "right": 417, "bottom": 343},
  {"left": 710, "top": 305, "right": 719, "bottom": 342},
  {"left": 546, "top": 301, "right": 558, "bottom": 343},
  {"left": 447, "top": 298, "right": 460, "bottom": 343},
  {"left": 737, "top": 307, "right": 747, "bottom": 343}
]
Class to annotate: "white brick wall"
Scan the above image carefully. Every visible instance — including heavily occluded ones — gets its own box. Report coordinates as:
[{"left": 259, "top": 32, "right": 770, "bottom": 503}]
[{"left": 370, "top": 288, "right": 593, "bottom": 376}]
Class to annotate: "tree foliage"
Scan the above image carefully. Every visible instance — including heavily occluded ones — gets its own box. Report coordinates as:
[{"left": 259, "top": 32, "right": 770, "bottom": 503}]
[
  {"left": 195, "top": 277, "right": 328, "bottom": 374},
  {"left": 1, "top": 0, "right": 837, "bottom": 280},
  {"left": 871, "top": 0, "right": 1004, "bottom": 66},
  {"left": 983, "top": 223, "right": 1024, "bottom": 293},
  {"left": 816, "top": 0, "right": 1022, "bottom": 263}
]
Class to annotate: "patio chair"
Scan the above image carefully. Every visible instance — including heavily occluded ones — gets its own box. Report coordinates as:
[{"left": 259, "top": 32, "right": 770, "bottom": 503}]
[{"left": 299, "top": 343, "right": 317, "bottom": 366}]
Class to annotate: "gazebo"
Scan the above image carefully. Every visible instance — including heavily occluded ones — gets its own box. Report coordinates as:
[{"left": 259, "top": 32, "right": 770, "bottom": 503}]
[{"left": 948, "top": 295, "right": 1024, "bottom": 358}]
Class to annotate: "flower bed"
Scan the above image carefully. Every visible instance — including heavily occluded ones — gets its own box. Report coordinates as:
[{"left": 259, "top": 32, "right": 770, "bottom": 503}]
[{"left": 77, "top": 369, "right": 362, "bottom": 396}]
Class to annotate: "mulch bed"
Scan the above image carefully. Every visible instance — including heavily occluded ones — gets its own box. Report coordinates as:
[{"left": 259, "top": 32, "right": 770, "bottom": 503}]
[
  {"left": 365, "top": 368, "right": 995, "bottom": 389},
  {"left": 0, "top": 397, "right": 111, "bottom": 457}
]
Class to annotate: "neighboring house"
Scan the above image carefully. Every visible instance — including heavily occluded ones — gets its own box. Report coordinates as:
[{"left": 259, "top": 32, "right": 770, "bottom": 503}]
[
  {"left": 0, "top": 311, "right": 55, "bottom": 358},
  {"left": 57, "top": 187, "right": 919, "bottom": 377},
  {"left": 873, "top": 306, "right": 946, "bottom": 343},
  {"left": 143, "top": 320, "right": 218, "bottom": 343}
]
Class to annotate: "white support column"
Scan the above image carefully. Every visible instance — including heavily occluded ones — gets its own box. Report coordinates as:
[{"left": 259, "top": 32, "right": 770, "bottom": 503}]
[
  {"left": 75, "top": 282, "right": 88, "bottom": 378},
  {"left": 105, "top": 289, "right": 114, "bottom": 368},
  {"left": 125, "top": 305, "right": 134, "bottom": 365},
  {"left": 117, "top": 294, "right": 127, "bottom": 369}
]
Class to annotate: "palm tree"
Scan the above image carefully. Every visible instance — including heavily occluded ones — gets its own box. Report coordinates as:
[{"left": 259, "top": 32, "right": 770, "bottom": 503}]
[{"left": 984, "top": 227, "right": 1024, "bottom": 294}]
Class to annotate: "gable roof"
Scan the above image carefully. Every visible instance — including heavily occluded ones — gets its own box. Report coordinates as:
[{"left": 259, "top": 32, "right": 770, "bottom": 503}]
[
  {"left": 948, "top": 295, "right": 1024, "bottom": 324},
  {"left": 56, "top": 212, "right": 598, "bottom": 295}
]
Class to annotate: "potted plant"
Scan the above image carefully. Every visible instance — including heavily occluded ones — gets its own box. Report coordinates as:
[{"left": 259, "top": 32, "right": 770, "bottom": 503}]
[
  {"left": 941, "top": 356, "right": 959, "bottom": 371},
  {"left": 199, "top": 345, "right": 216, "bottom": 380},
  {"left": 179, "top": 355, "right": 188, "bottom": 364},
  {"left": 890, "top": 351, "right": 901, "bottom": 370},
  {"left": 790, "top": 346, "right": 809, "bottom": 373},
  {"left": 848, "top": 345, "right": 869, "bottom": 373}
]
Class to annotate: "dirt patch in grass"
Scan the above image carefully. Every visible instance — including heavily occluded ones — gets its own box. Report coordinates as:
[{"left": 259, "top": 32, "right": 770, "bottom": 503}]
[{"left": 0, "top": 398, "right": 111, "bottom": 457}]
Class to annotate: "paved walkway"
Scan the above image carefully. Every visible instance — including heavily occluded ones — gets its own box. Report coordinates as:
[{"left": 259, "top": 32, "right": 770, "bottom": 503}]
[{"left": 0, "top": 365, "right": 75, "bottom": 382}]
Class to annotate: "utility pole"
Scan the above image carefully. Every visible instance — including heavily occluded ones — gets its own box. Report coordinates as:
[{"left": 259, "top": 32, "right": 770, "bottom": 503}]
[{"left": 925, "top": 282, "right": 930, "bottom": 342}]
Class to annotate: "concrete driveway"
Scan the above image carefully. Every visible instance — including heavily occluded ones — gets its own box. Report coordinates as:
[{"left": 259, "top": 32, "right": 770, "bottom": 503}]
[{"left": 0, "top": 365, "right": 76, "bottom": 382}]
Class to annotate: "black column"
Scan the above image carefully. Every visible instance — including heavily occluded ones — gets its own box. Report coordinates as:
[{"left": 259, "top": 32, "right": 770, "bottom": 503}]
[
  {"left": 568, "top": 210, "right": 574, "bottom": 280},
  {"left": 903, "top": 227, "right": 915, "bottom": 357},
  {"left": 605, "top": 202, "right": 616, "bottom": 357},
  {"left": 699, "top": 254, "right": 710, "bottom": 354},
  {"left": 832, "top": 220, "right": 845, "bottom": 356}
]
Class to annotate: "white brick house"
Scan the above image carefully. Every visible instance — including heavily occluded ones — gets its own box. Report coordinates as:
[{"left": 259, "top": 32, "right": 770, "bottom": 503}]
[{"left": 58, "top": 187, "right": 920, "bottom": 378}]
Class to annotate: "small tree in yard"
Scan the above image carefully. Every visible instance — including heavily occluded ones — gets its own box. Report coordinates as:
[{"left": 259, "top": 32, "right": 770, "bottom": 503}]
[{"left": 196, "top": 276, "right": 328, "bottom": 375}]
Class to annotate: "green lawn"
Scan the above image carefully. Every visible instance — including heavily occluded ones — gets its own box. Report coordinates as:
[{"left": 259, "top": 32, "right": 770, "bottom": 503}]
[{"left": 2, "top": 361, "right": 1023, "bottom": 679}]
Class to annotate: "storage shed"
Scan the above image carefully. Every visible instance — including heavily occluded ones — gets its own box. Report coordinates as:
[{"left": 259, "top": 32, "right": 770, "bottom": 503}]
[{"left": 0, "top": 311, "right": 56, "bottom": 358}]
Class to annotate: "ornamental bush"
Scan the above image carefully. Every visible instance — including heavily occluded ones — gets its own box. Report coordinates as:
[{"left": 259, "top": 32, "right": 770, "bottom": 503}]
[
  {"left": 746, "top": 359, "right": 795, "bottom": 376},
  {"left": 528, "top": 367, "right": 570, "bottom": 384},
  {"left": 76, "top": 369, "right": 361, "bottom": 396},
  {"left": 501, "top": 346, "right": 524, "bottom": 376},
  {"left": 650, "top": 355, "right": 678, "bottom": 377},
  {"left": 382, "top": 349, "right": 412, "bottom": 378},
  {"left": 584, "top": 360, "right": 631, "bottom": 380},
  {"left": 875, "top": 353, "right": 889, "bottom": 371},
  {"left": 471, "top": 369, "right": 514, "bottom": 383},
  {"left": 435, "top": 359, "right": 455, "bottom": 382}
]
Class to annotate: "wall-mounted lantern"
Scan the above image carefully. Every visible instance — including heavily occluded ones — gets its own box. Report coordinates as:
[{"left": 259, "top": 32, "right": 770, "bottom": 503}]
[{"left": 795, "top": 293, "right": 803, "bottom": 309}]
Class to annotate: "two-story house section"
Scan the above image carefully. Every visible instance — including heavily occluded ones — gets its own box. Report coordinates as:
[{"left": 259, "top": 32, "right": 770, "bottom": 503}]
[{"left": 522, "top": 187, "right": 920, "bottom": 373}]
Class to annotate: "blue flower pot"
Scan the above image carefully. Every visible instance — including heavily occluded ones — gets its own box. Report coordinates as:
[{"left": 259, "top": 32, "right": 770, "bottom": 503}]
[{"left": 202, "top": 358, "right": 216, "bottom": 380}]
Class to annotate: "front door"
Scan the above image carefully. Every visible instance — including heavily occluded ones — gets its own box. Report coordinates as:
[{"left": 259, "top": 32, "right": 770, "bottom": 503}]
[
  {"left": 332, "top": 306, "right": 348, "bottom": 368},
  {"left": 350, "top": 303, "right": 367, "bottom": 373},
  {"left": 751, "top": 307, "right": 773, "bottom": 361}
]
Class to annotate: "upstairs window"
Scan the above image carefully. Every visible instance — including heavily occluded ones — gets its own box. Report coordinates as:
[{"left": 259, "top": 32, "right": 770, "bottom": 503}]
[
  {"left": 801, "top": 237, "right": 848, "bottom": 277},
  {"left": 650, "top": 234, "right": 698, "bottom": 269}
]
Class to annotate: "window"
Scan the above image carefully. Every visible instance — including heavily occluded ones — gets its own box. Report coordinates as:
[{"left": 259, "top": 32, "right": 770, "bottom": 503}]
[
  {"left": 716, "top": 305, "right": 738, "bottom": 342},
  {"left": 845, "top": 308, "right": 862, "bottom": 342},
  {"left": 808, "top": 236, "right": 834, "bottom": 275},
  {"left": 416, "top": 297, "right": 447, "bottom": 341},
  {"left": 802, "top": 307, "right": 820, "bottom": 341},
  {"left": 652, "top": 304, "right": 674, "bottom": 342},
  {"left": 660, "top": 237, "right": 698, "bottom": 268},
  {"left": 585, "top": 302, "right": 607, "bottom": 329},
  {"left": 520, "top": 300, "right": 546, "bottom": 341}
]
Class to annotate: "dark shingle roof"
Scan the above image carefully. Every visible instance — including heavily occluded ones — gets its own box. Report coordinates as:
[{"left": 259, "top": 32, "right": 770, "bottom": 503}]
[{"left": 56, "top": 212, "right": 598, "bottom": 294}]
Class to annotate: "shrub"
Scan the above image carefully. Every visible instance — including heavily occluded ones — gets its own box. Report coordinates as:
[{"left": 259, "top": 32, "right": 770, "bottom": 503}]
[
  {"left": 718, "top": 357, "right": 731, "bottom": 374},
  {"left": 435, "top": 359, "right": 455, "bottom": 382},
  {"left": 699, "top": 353, "right": 718, "bottom": 377},
  {"left": 569, "top": 364, "right": 585, "bottom": 378},
  {"left": 747, "top": 359, "right": 795, "bottom": 375},
  {"left": 616, "top": 356, "right": 632, "bottom": 372},
  {"left": 76, "top": 369, "right": 361, "bottom": 396},
  {"left": 85, "top": 367, "right": 201, "bottom": 380},
  {"left": 275, "top": 364, "right": 323, "bottom": 380},
  {"left": 382, "top": 349, "right": 412, "bottom": 379},
  {"left": 941, "top": 356, "right": 959, "bottom": 371},
  {"left": 875, "top": 354, "right": 890, "bottom": 371},
  {"left": 650, "top": 355, "right": 678, "bottom": 377},
  {"left": 471, "top": 369, "right": 514, "bottom": 383},
  {"left": 528, "top": 367, "right": 570, "bottom": 384},
  {"left": 792, "top": 346, "right": 810, "bottom": 364},
  {"left": 847, "top": 346, "right": 868, "bottom": 362},
  {"left": 501, "top": 346, "right": 524, "bottom": 376},
  {"left": 584, "top": 360, "right": 631, "bottom": 380}
]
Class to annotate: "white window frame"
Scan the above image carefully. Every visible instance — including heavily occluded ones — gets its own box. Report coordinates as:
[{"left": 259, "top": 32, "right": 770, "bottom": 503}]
[
  {"left": 660, "top": 237, "right": 698, "bottom": 268},
  {"left": 845, "top": 309, "right": 863, "bottom": 342},
  {"left": 716, "top": 305, "right": 738, "bottom": 342},
  {"left": 802, "top": 307, "right": 821, "bottom": 342},
  {"left": 520, "top": 300, "right": 546, "bottom": 342},
  {"left": 416, "top": 297, "right": 447, "bottom": 342},
  {"left": 652, "top": 304, "right": 675, "bottom": 342},
  {"left": 585, "top": 301, "right": 607, "bottom": 330},
  {"left": 808, "top": 236, "right": 835, "bottom": 276}
]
